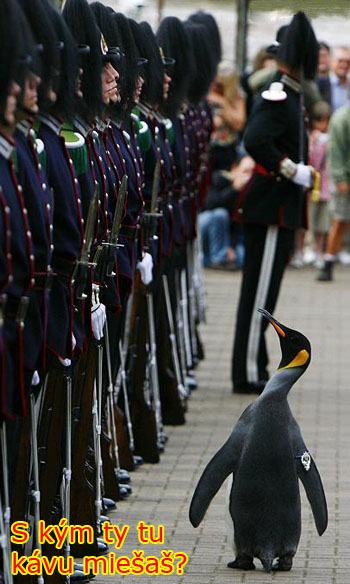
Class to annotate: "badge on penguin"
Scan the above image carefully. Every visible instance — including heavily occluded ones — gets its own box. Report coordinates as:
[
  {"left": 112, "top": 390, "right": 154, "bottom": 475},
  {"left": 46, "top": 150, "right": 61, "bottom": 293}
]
[{"left": 189, "top": 308, "right": 328, "bottom": 573}]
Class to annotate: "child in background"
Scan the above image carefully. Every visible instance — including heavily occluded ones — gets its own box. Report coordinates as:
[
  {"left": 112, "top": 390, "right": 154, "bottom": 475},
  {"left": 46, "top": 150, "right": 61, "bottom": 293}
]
[{"left": 307, "top": 101, "right": 332, "bottom": 267}]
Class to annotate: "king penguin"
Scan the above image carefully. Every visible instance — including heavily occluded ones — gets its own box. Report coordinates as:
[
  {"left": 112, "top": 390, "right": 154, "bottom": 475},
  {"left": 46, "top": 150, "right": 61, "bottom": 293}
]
[{"left": 189, "top": 309, "right": 328, "bottom": 572}]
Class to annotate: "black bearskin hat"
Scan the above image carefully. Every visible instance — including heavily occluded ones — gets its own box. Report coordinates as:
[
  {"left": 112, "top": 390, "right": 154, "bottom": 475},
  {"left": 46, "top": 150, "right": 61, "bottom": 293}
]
[
  {"left": 183, "top": 21, "right": 217, "bottom": 105},
  {"left": 42, "top": 0, "right": 78, "bottom": 120},
  {"left": 90, "top": 3, "right": 126, "bottom": 117},
  {"left": 113, "top": 12, "right": 139, "bottom": 116},
  {"left": 0, "top": 0, "right": 23, "bottom": 116},
  {"left": 90, "top": 3, "right": 123, "bottom": 49},
  {"left": 276, "top": 25, "right": 289, "bottom": 44},
  {"left": 157, "top": 16, "right": 193, "bottom": 118},
  {"left": 16, "top": 5, "right": 40, "bottom": 84},
  {"left": 17, "top": 0, "right": 60, "bottom": 103},
  {"left": 188, "top": 11, "right": 222, "bottom": 66},
  {"left": 63, "top": 0, "right": 103, "bottom": 119},
  {"left": 277, "top": 12, "right": 319, "bottom": 80},
  {"left": 129, "top": 20, "right": 164, "bottom": 107},
  {"left": 15, "top": 5, "right": 44, "bottom": 114},
  {"left": 90, "top": 2, "right": 124, "bottom": 70},
  {"left": 266, "top": 24, "right": 289, "bottom": 56}
]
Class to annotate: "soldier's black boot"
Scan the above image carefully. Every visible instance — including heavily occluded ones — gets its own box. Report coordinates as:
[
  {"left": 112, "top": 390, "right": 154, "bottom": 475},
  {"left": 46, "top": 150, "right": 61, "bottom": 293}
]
[{"left": 317, "top": 260, "right": 334, "bottom": 282}]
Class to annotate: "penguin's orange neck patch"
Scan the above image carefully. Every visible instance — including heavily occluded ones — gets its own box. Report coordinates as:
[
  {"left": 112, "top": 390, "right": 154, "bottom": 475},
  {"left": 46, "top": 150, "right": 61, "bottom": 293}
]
[{"left": 279, "top": 349, "right": 309, "bottom": 370}]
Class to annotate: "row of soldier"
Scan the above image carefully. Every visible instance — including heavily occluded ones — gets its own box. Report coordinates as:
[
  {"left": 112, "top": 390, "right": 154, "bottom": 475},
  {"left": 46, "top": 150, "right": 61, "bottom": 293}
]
[{"left": 0, "top": 0, "right": 221, "bottom": 582}]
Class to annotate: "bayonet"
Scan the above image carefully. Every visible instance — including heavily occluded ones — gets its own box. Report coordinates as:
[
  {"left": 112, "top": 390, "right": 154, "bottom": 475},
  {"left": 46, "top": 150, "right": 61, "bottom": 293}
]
[
  {"left": 109, "top": 174, "right": 128, "bottom": 247},
  {"left": 80, "top": 187, "right": 99, "bottom": 264},
  {"left": 150, "top": 159, "right": 161, "bottom": 214},
  {"left": 93, "top": 174, "right": 128, "bottom": 280},
  {"left": 72, "top": 186, "right": 99, "bottom": 299},
  {"left": 102, "top": 174, "right": 128, "bottom": 277},
  {"left": 142, "top": 160, "right": 162, "bottom": 249}
]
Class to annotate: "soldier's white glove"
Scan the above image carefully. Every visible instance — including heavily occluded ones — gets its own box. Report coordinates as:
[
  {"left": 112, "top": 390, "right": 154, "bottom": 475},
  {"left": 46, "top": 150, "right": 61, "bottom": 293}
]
[
  {"left": 279, "top": 158, "right": 313, "bottom": 188},
  {"left": 91, "top": 283, "right": 106, "bottom": 341},
  {"left": 31, "top": 371, "right": 40, "bottom": 386},
  {"left": 137, "top": 252, "right": 153, "bottom": 286},
  {"left": 59, "top": 334, "right": 76, "bottom": 367},
  {"left": 292, "top": 164, "right": 313, "bottom": 188}
]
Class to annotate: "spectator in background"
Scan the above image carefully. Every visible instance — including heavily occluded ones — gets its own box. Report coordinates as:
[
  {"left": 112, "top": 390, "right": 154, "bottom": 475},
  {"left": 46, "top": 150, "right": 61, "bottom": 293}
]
[
  {"left": 199, "top": 155, "right": 254, "bottom": 269},
  {"left": 318, "top": 103, "right": 350, "bottom": 281},
  {"left": 306, "top": 101, "right": 331, "bottom": 267},
  {"left": 207, "top": 68, "right": 246, "bottom": 171},
  {"left": 242, "top": 45, "right": 278, "bottom": 117},
  {"left": 328, "top": 47, "right": 350, "bottom": 112},
  {"left": 316, "top": 42, "right": 332, "bottom": 104}
]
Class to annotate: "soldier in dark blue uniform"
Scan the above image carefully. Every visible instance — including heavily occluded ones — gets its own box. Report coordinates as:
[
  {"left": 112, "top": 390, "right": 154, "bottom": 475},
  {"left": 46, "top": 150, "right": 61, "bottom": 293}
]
[
  {"left": 62, "top": 0, "right": 123, "bottom": 553},
  {"left": 64, "top": 0, "right": 135, "bottom": 485},
  {"left": 127, "top": 19, "right": 187, "bottom": 442},
  {"left": 0, "top": 4, "right": 39, "bottom": 580},
  {"left": 231, "top": 13, "right": 319, "bottom": 394},
  {"left": 15, "top": 58, "right": 54, "bottom": 381},
  {"left": 157, "top": 16, "right": 194, "bottom": 252},
  {"left": 0, "top": 8, "right": 35, "bottom": 421}
]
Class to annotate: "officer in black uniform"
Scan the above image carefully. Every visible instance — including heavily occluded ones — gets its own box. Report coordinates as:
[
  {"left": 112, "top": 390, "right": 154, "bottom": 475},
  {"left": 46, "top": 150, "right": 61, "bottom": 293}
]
[{"left": 231, "top": 12, "right": 319, "bottom": 394}]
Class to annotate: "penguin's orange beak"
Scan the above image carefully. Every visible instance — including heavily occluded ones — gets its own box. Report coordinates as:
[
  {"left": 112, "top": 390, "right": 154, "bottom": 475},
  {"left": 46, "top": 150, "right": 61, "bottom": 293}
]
[{"left": 258, "top": 308, "right": 286, "bottom": 338}]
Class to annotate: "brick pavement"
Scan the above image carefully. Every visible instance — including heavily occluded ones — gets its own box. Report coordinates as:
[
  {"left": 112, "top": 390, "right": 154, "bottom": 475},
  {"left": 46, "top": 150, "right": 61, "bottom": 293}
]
[{"left": 96, "top": 266, "right": 350, "bottom": 584}]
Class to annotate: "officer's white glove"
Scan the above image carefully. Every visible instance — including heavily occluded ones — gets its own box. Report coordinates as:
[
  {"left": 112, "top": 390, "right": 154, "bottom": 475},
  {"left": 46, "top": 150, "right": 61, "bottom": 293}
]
[
  {"left": 31, "top": 371, "right": 40, "bottom": 386},
  {"left": 137, "top": 252, "right": 153, "bottom": 286},
  {"left": 58, "top": 334, "right": 76, "bottom": 367},
  {"left": 91, "top": 283, "right": 106, "bottom": 341},
  {"left": 279, "top": 158, "right": 313, "bottom": 188},
  {"left": 291, "top": 164, "right": 313, "bottom": 188}
]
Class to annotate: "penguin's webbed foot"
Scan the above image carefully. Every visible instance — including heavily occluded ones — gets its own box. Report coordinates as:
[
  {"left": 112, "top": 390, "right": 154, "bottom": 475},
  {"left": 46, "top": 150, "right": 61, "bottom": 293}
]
[
  {"left": 272, "top": 556, "right": 293, "bottom": 571},
  {"left": 227, "top": 555, "right": 255, "bottom": 571}
]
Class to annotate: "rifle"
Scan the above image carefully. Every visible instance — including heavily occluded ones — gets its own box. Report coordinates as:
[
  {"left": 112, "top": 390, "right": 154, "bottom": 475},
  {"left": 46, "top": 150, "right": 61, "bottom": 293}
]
[
  {"left": 180, "top": 267, "right": 193, "bottom": 371},
  {"left": 192, "top": 236, "right": 206, "bottom": 325},
  {"left": 146, "top": 290, "right": 166, "bottom": 450},
  {"left": 186, "top": 240, "right": 199, "bottom": 367},
  {"left": 141, "top": 158, "right": 166, "bottom": 448},
  {"left": 118, "top": 338, "right": 135, "bottom": 456},
  {"left": 0, "top": 422, "right": 13, "bottom": 584},
  {"left": 92, "top": 343, "right": 103, "bottom": 535},
  {"left": 175, "top": 269, "right": 189, "bottom": 393},
  {"left": 29, "top": 391, "right": 44, "bottom": 584},
  {"left": 71, "top": 187, "right": 99, "bottom": 300},
  {"left": 113, "top": 293, "right": 139, "bottom": 470},
  {"left": 27, "top": 192, "right": 97, "bottom": 564},
  {"left": 142, "top": 160, "right": 162, "bottom": 245},
  {"left": 128, "top": 277, "right": 159, "bottom": 464},
  {"left": 152, "top": 273, "right": 186, "bottom": 426},
  {"left": 0, "top": 492, "right": 12, "bottom": 584},
  {"left": 60, "top": 370, "right": 72, "bottom": 563},
  {"left": 162, "top": 274, "right": 188, "bottom": 403},
  {"left": 93, "top": 174, "right": 128, "bottom": 280},
  {"left": 80, "top": 176, "right": 128, "bottom": 529},
  {"left": 70, "top": 343, "right": 100, "bottom": 557},
  {"left": 103, "top": 320, "right": 131, "bottom": 492}
]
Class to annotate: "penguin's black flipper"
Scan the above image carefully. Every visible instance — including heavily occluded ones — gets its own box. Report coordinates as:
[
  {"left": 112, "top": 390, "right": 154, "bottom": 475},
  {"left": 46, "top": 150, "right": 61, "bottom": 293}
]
[
  {"left": 189, "top": 444, "right": 237, "bottom": 527},
  {"left": 292, "top": 423, "right": 328, "bottom": 535},
  {"left": 189, "top": 413, "right": 249, "bottom": 527},
  {"left": 296, "top": 457, "right": 328, "bottom": 535}
]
